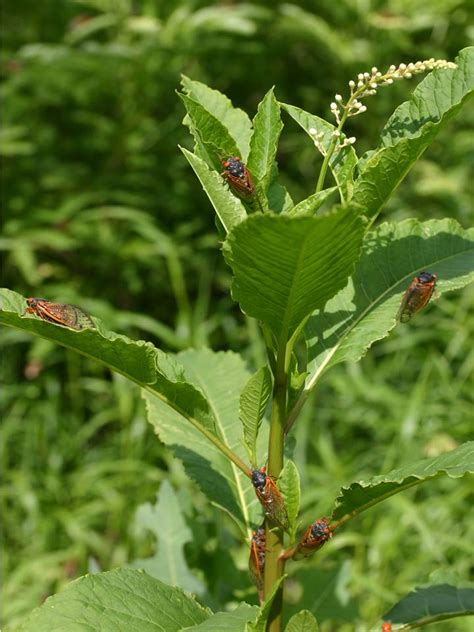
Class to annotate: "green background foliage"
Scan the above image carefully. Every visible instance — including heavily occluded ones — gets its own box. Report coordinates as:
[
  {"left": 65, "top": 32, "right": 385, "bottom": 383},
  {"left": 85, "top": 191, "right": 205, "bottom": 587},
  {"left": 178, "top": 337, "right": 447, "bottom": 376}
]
[{"left": 1, "top": 1, "right": 473, "bottom": 630}]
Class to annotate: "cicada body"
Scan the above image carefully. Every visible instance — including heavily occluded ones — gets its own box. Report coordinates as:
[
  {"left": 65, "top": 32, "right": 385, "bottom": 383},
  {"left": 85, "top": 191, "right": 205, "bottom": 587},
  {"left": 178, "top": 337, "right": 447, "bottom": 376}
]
[
  {"left": 25, "top": 298, "right": 95, "bottom": 330},
  {"left": 397, "top": 271, "right": 437, "bottom": 323},
  {"left": 249, "top": 526, "right": 266, "bottom": 596},
  {"left": 251, "top": 467, "right": 289, "bottom": 530},
  {"left": 221, "top": 156, "right": 256, "bottom": 200},
  {"left": 296, "top": 517, "right": 332, "bottom": 558}
]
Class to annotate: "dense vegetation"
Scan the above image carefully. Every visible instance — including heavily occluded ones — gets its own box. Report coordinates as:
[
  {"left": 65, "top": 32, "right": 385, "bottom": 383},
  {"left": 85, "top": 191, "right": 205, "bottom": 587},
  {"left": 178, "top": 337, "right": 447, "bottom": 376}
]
[{"left": 1, "top": 2, "right": 473, "bottom": 630}]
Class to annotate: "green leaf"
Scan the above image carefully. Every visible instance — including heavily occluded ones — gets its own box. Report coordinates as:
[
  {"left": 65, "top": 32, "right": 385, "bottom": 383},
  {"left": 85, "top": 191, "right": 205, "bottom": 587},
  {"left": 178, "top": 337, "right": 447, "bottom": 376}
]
[
  {"left": 278, "top": 460, "right": 301, "bottom": 540},
  {"left": 131, "top": 481, "right": 204, "bottom": 595},
  {"left": 17, "top": 568, "right": 209, "bottom": 632},
  {"left": 240, "top": 366, "right": 273, "bottom": 466},
  {"left": 223, "top": 208, "right": 364, "bottom": 342},
  {"left": 353, "top": 47, "right": 474, "bottom": 222},
  {"left": 183, "top": 604, "right": 259, "bottom": 631},
  {"left": 288, "top": 188, "right": 337, "bottom": 217},
  {"left": 180, "top": 147, "right": 247, "bottom": 233},
  {"left": 285, "top": 610, "right": 320, "bottom": 632},
  {"left": 0, "top": 289, "right": 217, "bottom": 437},
  {"left": 280, "top": 103, "right": 357, "bottom": 202},
  {"left": 332, "top": 441, "right": 474, "bottom": 522},
  {"left": 179, "top": 93, "right": 241, "bottom": 159},
  {"left": 144, "top": 349, "right": 267, "bottom": 534},
  {"left": 383, "top": 584, "right": 474, "bottom": 627},
  {"left": 181, "top": 76, "right": 253, "bottom": 160},
  {"left": 266, "top": 162, "right": 294, "bottom": 213},
  {"left": 248, "top": 88, "right": 283, "bottom": 192},
  {"left": 246, "top": 576, "right": 286, "bottom": 632},
  {"left": 304, "top": 218, "right": 474, "bottom": 392}
]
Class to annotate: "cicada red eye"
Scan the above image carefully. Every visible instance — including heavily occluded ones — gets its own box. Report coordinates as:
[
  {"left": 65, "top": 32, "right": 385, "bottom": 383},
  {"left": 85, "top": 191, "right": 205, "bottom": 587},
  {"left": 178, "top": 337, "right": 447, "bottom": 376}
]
[
  {"left": 221, "top": 156, "right": 256, "bottom": 200},
  {"left": 25, "top": 297, "right": 95, "bottom": 330},
  {"left": 250, "top": 467, "right": 289, "bottom": 530},
  {"left": 397, "top": 271, "right": 437, "bottom": 323},
  {"left": 249, "top": 526, "right": 266, "bottom": 596},
  {"left": 381, "top": 622, "right": 392, "bottom": 632}
]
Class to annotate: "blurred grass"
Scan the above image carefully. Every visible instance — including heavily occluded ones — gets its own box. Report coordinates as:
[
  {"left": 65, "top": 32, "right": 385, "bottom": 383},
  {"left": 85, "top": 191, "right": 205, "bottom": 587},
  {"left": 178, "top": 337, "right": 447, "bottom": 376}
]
[{"left": 1, "top": 0, "right": 473, "bottom": 629}]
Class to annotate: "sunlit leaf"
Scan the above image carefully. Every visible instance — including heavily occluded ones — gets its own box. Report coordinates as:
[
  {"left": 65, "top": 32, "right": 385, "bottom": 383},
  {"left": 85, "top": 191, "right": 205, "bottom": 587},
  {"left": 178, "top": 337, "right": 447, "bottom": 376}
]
[
  {"left": 285, "top": 610, "right": 319, "bottom": 632},
  {"left": 332, "top": 441, "right": 474, "bottom": 522},
  {"left": 184, "top": 604, "right": 258, "bottom": 631},
  {"left": 239, "top": 366, "right": 272, "bottom": 466},
  {"left": 223, "top": 208, "right": 364, "bottom": 342},
  {"left": 353, "top": 47, "right": 474, "bottom": 222},
  {"left": 278, "top": 460, "right": 300, "bottom": 540},
  {"left": 17, "top": 568, "right": 209, "bottom": 631}
]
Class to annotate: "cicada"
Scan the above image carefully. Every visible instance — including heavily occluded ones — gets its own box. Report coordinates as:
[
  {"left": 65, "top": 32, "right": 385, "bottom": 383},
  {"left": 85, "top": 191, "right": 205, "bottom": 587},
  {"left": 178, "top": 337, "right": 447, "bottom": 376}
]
[
  {"left": 381, "top": 623, "right": 392, "bottom": 632},
  {"left": 249, "top": 526, "right": 266, "bottom": 597},
  {"left": 221, "top": 156, "right": 256, "bottom": 200},
  {"left": 251, "top": 466, "right": 289, "bottom": 530},
  {"left": 25, "top": 297, "right": 95, "bottom": 330},
  {"left": 296, "top": 517, "right": 332, "bottom": 558},
  {"left": 397, "top": 271, "right": 437, "bottom": 323}
]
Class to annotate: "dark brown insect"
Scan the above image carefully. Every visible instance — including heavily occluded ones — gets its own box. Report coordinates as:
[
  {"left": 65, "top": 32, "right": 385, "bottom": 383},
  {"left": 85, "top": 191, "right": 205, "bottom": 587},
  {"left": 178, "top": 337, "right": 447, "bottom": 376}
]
[
  {"left": 249, "top": 526, "right": 266, "bottom": 598},
  {"left": 397, "top": 271, "right": 437, "bottom": 323},
  {"left": 251, "top": 467, "right": 289, "bottom": 530},
  {"left": 25, "top": 297, "right": 95, "bottom": 330},
  {"left": 221, "top": 156, "right": 256, "bottom": 199},
  {"left": 296, "top": 517, "right": 332, "bottom": 558}
]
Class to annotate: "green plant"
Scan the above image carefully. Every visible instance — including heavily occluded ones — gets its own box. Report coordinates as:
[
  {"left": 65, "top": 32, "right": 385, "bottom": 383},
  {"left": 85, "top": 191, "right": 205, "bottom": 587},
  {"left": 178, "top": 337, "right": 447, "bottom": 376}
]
[{"left": 1, "top": 46, "right": 474, "bottom": 632}]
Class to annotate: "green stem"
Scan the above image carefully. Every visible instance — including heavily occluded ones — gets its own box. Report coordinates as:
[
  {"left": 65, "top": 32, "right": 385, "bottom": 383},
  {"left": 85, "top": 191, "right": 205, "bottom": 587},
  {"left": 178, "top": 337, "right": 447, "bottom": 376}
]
[
  {"left": 315, "top": 108, "right": 349, "bottom": 194},
  {"left": 264, "top": 340, "right": 288, "bottom": 632}
]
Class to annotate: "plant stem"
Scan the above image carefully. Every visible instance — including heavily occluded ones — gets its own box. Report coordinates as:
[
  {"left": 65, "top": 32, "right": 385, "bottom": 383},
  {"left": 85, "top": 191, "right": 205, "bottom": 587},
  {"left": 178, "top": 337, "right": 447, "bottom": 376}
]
[
  {"left": 315, "top": 108, "right": 349, "bottom": 194},
  {"left": 264, "top": 341, "right": 288, "bottom": 632}
]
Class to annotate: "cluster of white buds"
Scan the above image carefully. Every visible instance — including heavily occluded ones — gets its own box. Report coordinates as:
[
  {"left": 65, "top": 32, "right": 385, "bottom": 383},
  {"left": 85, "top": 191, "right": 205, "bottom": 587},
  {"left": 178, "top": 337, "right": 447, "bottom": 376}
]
[
  {"left": 308, "top": 126, "right": 356, "bottom": 156},
  {"left": 328, "top": 58, "right": 457, "bottom": 131}
]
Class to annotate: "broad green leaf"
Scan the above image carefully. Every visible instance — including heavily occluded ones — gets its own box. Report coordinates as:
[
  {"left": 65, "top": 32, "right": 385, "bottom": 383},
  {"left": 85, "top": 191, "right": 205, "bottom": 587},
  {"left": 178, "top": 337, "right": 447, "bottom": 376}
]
[
  {"left": 248, "top": 88, "right": 283, "bottom": 192},
  {"left": 280, "top": 103, "right": 357, "bottom": 202},
  {"left": 239, "top": 366, "right": 272, "bottom": 466},
  {"left": 17, "top": 568, "right": 209, "bottom": 632},
  {"left": 304, "top": 218, "right": 474, "bottom": 394},
  {"left": 285, "top": 610, "right": 320, "bottom": 632},
  {"left": 266, "top": 162, "right": 294, "bottom": 213},
  {"left": 383, "top": 584, "right": 474, "bottom": 627},
  {"left": 180, "top": 147, "right": 247, "bottom": 233},
  {"left": 278, "top": 460, "right": 301, "bottom": 540},
  {"left": 184, "top": 604, "right": 259, "bottom": 631},
  {"left": 332, "top": 441, "right": 474, "bottom": 522},
  {"left": 353, "top": 47, "right": 474, "bottom": 222},
  {"left": 131, "top": 481, "right": 204, "bottom": 595},
  {"left": 246, "top": 576, "right": 286, "bottom": 632},
  {"left": 181, "top": 76, "right": 253, "bottom": 160},
  {"left": 223, "top": 208, "right": 364, "bottom": 342},
  {"left": 0, "top": 289, "right": 217, "bottom": 437},
  {"left": 179, "top": 93, "right": 241, "bottom": 159},
  {"left": 144, "top": 349, "right": 268, "bottom": 534},
  {"left": 288, "top": 187, "right": 337, "bottom": 217}
]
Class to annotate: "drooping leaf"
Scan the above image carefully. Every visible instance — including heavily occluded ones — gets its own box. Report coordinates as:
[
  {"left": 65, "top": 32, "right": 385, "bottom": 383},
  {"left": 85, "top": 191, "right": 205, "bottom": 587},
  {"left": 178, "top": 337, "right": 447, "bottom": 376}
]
[
  {"left": 131, "top": 481, "right": 204, "bottom": 595},
  {"left": 280, "top": 103, "right": 357, "bottom": 202},
  {"left": 180, "top": 147, "right": 247, "bottom": 233},
  {"left": 247, "top": 88, "right": 283, "bottom": 193},
  {"left": 144, "top": 349, "right": 268, "bottom": 534},
  {"left": 239, "top": 366, "right": 272, "bottom": 466},
  {"left": 223, "top": 208, "right": 364, "bottom": 342},
  {"left": 0, "top": 289, "right": 217, "bottom": 437},
  {"left": 383, "top": 584, "right": 474, "bottom": 627},
  {"left": 353, "top": 47, "right": 474, "bottom": 223},
  {"left": 278, "top": 460, "right": 301, "bottom": 540},
  {"left": 303, "top": 218, "right": 474, "bottom": 395},
  {"left": 288, "top": 188, "right": 337, "bottom": 217},
  {"left": 181, "top": 76, "right": 253, "bottom": 160},
  {"left": 17, "top": 568, "right": 209, "bottom": 632},
  {"left": 183, "top": 604, "right": 259, "bottom": 631},
  {"left": 332, "top": 441, "right": 474, "bottom": 522},
  {"left": 285, "top": 610, "right": 320, "bottom": 632},
  {"left": 179, "top": 93, "right": 241, "bottom": 160}
]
